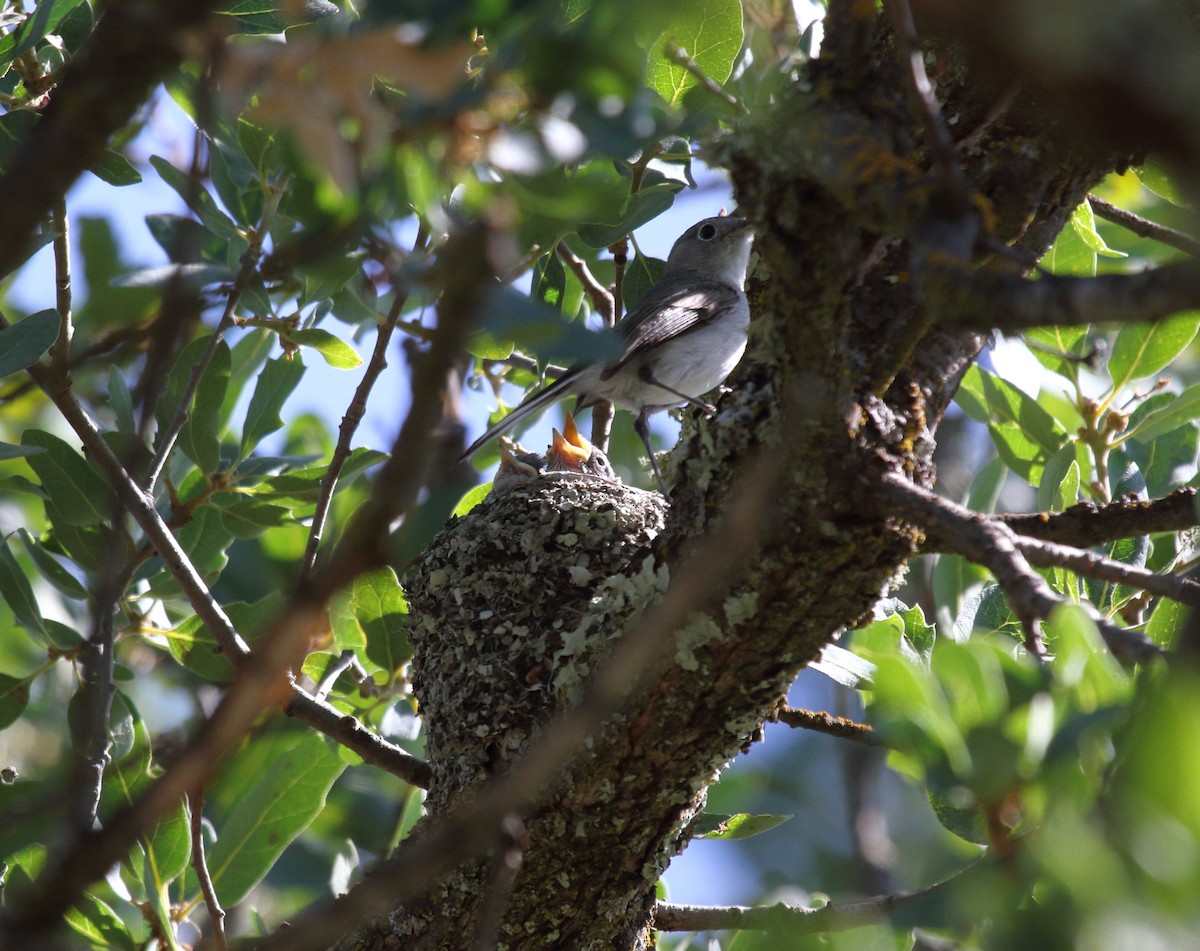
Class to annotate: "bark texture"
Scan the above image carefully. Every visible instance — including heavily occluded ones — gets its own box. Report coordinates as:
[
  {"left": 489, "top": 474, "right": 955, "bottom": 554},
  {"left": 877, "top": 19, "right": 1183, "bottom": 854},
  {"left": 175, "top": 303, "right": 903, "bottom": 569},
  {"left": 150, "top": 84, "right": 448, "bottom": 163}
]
[{"left": 341, "top": 6, "right": 1136, "bottom": 949}]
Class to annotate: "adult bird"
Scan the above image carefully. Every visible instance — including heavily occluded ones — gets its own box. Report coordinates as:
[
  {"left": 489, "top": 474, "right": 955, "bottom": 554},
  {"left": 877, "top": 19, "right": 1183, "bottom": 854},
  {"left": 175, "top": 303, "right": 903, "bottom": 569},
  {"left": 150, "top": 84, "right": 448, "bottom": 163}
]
[{"left": 462, "top": 214, "right": 755, "bottom": 493}]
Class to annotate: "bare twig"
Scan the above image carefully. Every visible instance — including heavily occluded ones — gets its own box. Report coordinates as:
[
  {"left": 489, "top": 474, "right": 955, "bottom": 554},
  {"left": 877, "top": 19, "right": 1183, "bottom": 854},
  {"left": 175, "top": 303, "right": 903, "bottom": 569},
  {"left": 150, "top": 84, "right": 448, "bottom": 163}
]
[
  {"left": 556, "top": 243, "right": 614, "bottom": 324},
  {"left": 189, "top": 789, "right": 228, "bottom": 951},
  {"left": 876, "top": 472, "right": 1162, "bottom": 661},
  {"left": 144, "top": 195, "right": 275, "bottom": 491},
  {"left": 285, "top": 687, "right": 431, "bottom": 787},
  {"left": 664, "top": 45, "right": 747, "bottom": 114},
  {"left": 49, "top": 200, "right": 72, "bottom": 369},
  {"left": 772, "top": 706, "right": 881, "bottom": 746},
  {"left": 1012, "top": 536, "right": 1200, "bottom": 608},
  {"left": 654, "top": 856, "right": 988, "bottom": 934},
  {"left": 247, "top": 455, "right": 780, "bottom": 951},
  {"left": 70, "top": 562, "right": 126, "bottom": 836},
  {"left": 1088, "top": 194, "right": 1200, "bottom": 257},
  {"left": 299, "top": 224, "right": 428, "bottom": 583},
  {"left": 996, "top": 489, "right": 1199, "bottom": 547}
]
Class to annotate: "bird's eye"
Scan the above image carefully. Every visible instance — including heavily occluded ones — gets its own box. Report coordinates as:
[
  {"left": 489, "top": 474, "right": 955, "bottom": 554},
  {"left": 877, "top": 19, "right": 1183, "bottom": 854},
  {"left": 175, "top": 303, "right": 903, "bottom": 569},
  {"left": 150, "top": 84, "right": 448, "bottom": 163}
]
[{"left": 698, "top": 223, "right": 718, "bottom": 240}]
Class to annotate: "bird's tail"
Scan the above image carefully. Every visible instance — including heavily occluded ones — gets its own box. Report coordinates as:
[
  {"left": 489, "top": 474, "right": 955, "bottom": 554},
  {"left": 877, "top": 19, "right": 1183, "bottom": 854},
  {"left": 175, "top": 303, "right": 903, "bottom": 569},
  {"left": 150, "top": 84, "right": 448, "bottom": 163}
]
[{"left": 460, "top": 368, "right": 582, "bottom": 460}]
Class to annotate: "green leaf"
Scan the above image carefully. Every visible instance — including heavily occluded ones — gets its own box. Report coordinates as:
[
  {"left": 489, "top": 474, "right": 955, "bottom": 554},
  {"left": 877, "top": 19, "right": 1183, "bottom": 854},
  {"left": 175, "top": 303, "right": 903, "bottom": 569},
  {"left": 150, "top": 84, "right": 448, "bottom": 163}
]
[
  {"left": 352, "top": 567, "right": 411, "bottom": 674},
  {"left": 240, "top": 356, "right": 306, "bottom": 459},
  {"left": 1042, "top": 214, "right": 1096, "bottom": 276},
  {"left": 0, "top": 443, "right": 45, "bottom": 461},
  {"left": 808, "top": 643, "right": 876, "bottom": 688},
  {"left": 17, "top": 528, "right": 87, "bottom": 600},
  {"left": 21, "top": 430, "right": 117, "bottom": 526},
  {"left": 89, "top": 149, "right": 143, "bottom": 187},
  {"left": 1108, "top": 311, "right": 1200, "bottom": 392},
  {"left": 645, "top": 0, "right": 744, "bottom": 108},
  {"left": 0, "top": 0, "right": 86, "bottom": 64},
  {"left": 217, "top": 496, "right": 293, "bottom": 538},
  {"left": 1146, "top": 595, "right": 1185, "bottom": 650},
  {"left": 285, "top": 328, "right": 362, "bottom": 369},
  {"left": 1070, "top": 201, "right": 1127, "bottom": 259},
  {"left": 167, "top": 595, "right": 281, "bottom": 682},
  {"left": 623, "top": 254, "right": 665, "bottom": 313},
  {"left": 0, "top": 310, "right": 60, "bottom": 379},
  {"left": 452, "top": 482, "right": 492, "bottom": 516},
  {"left": 0, "top": 534, "right": 47, "bottom": 639},
  {"left": 464, "top": 331, "right": 516, "bottom": 361},
  {"left": 695, "top": 812, "right": 793, "bottom": 840},
  {"left": 200, "top": 727, "right": 347, "bottom": 906},
  {"left": 111, "top": 262, "right": 234, "bottom": 289},
  {"left": 65, "top": 892, "right": 137, "bottom": 951},
  {"left": 1125, "top": 382, "right": 1200, "bottom": 443},
  {"left": 0, "top": 673, "right": 31, "bottom": 730},
  {"left": 108, "top": 366, "right": 136, "bottom": 434},
  {"left": 576, "top": 189, "right": 677, "bottom": 249},
  {"left": 149, "top": 155, "right": 242, "bottom": 240},
  {"left": 958, "top": 366, "right": 1066, "bottom": 481},
  {"left": 1024, "top": 325, "right": 1090, "bottom": 379},
  {"left": 179, "top": 340, "right": 233, "bottom": 473},
  {"left": 1135, "top": 159, "right": 1189, "bottom": 208}
]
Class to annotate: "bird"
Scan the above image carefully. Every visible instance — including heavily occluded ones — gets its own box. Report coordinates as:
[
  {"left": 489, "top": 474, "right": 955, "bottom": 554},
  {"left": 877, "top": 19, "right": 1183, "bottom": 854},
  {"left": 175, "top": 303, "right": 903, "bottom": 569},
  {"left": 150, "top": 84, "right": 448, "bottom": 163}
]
[{"left": 462, "top": 214, "right": 755, "bottom": 493}]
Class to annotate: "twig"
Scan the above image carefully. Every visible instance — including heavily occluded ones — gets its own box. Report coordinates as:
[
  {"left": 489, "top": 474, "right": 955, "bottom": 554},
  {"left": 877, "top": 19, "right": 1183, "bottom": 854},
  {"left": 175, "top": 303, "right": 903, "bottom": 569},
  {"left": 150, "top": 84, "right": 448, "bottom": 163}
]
[
  {"left": 996, "top": 489, "right": 1198, "bottom": 548},
  {"left": 772, "top": 706, "right": 881, "bottom": 746},
  {"left": 49, "top": 199, "right": 72, "bottom": 370},
  {"left": 492, "top": 348, "right": 568, "bottom": 379},
  {"left": 876, "top": 472, "right": 1162, "bottom": 661},
  {"left": 313, "top": 650, "right": 357, "bottom": 702},
  {"left": 144, "top": 194, "right": 275, "bottom": 491},
  {"left": 299, "top": 224, "right": 428, "bottom": 584},
  {"left": 70, "top": 561, "right": 126, "bottom": 836},
  {"left": 1012, "top": 535, "right": 1200, "bottom": 608},
  {"left": 1087, "top": 194, "right": 1200, "bottom": 257},
  {"left": 663, "top": 45, "right": 747, "bottom": 114},
  {"left": 654, "top": 856, "right": 988, "bottom": 934},
  {"left": 556, "top": 243, "right": 614, "bottom": 324},
  {"left": 285, "top": 687, "right": 431, "bottom": 787},
  {"left": 246, "top": 454, "right": 781, "bottom": 951},
  {"left": 189, "top": 789, "right": 228, "bottom": 951}
]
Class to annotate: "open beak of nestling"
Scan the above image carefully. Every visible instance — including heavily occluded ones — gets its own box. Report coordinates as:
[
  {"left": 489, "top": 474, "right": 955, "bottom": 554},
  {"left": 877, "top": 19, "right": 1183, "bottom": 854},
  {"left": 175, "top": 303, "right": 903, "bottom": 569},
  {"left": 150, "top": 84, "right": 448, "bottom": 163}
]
[{"left": 546, "top": 412, "right": 593, "bottom": 471}]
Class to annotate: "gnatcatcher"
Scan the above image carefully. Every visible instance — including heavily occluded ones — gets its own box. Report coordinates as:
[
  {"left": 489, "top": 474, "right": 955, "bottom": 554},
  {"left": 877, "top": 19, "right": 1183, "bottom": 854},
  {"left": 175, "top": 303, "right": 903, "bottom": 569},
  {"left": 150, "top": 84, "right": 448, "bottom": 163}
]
[{"left": 462, "top": 215, "right": 755, "bottom": 493}]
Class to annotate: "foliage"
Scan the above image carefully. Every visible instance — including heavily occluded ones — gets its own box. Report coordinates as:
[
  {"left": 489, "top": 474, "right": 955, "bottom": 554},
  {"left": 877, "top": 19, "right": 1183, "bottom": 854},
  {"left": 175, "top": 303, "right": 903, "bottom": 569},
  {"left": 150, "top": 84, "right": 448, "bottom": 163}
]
[{"left": 0, "top": 0, "right": 1199, "bottom": 949}]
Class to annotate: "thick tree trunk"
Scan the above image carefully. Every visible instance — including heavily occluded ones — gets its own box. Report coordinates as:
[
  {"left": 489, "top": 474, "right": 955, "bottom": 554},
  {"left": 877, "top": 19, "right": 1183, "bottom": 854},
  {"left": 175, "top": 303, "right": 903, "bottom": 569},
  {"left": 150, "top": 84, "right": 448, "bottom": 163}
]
[{"left": 341, "top": 10, "right": 1126, "bottom": 950}]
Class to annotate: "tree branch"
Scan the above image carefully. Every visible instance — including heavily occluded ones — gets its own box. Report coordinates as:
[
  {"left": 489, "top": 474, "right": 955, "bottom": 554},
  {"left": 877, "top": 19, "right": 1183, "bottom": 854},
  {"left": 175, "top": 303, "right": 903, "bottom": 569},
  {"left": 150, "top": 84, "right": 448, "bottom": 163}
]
[
  {"left": 995, "top": 489, "right": 1199, "bottom": 548},
  {"left": 49, "top": 200, "right": 72, "bottom": 370},
  {"left": 925, "top": 258, "right": 1200, "bottom": 333},
  {"left": 875, "top": 472, "right": 1162, "bottom": 661},
  {"left": 1088, "top": 195, "right": 1200, "bottom": 257},
  {"left": 772, "top": 706, "right": 882, "bottom": 746},
  {"left": 299, "top": 224, "right": 428, "bottom": 584},
  {"left": 1012, "top": 535, "right": 1200, "bottom": 608},
  {"left": 189, "top": 788, "right": 228, "bottom": 951},
  {"left": 144, "top": 198, "right": 273, "bottom": 491},
  {"left": 654, "top": 856, "right": 987, "bottom": 934},
  {"left": 0, "top": 0, "right": 220, "bottom": 279}
]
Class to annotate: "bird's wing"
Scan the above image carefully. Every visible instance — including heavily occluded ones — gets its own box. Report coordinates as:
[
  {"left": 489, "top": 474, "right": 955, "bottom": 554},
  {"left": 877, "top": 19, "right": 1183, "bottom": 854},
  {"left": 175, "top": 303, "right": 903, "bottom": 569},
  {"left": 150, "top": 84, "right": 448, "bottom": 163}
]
[{"left": 600, "top": 278, "right": 743, "bottom": 380}]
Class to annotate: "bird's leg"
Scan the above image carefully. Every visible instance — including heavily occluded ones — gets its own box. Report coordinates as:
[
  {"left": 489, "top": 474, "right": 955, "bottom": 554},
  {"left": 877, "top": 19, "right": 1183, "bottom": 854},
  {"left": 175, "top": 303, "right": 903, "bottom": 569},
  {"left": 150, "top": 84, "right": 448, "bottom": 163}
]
[
  {"left": 637, "top": 366, "right": 717, "bottom": 415},
  {"left": 634, "top": 409, "right": 670, "bottom": 496}
]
